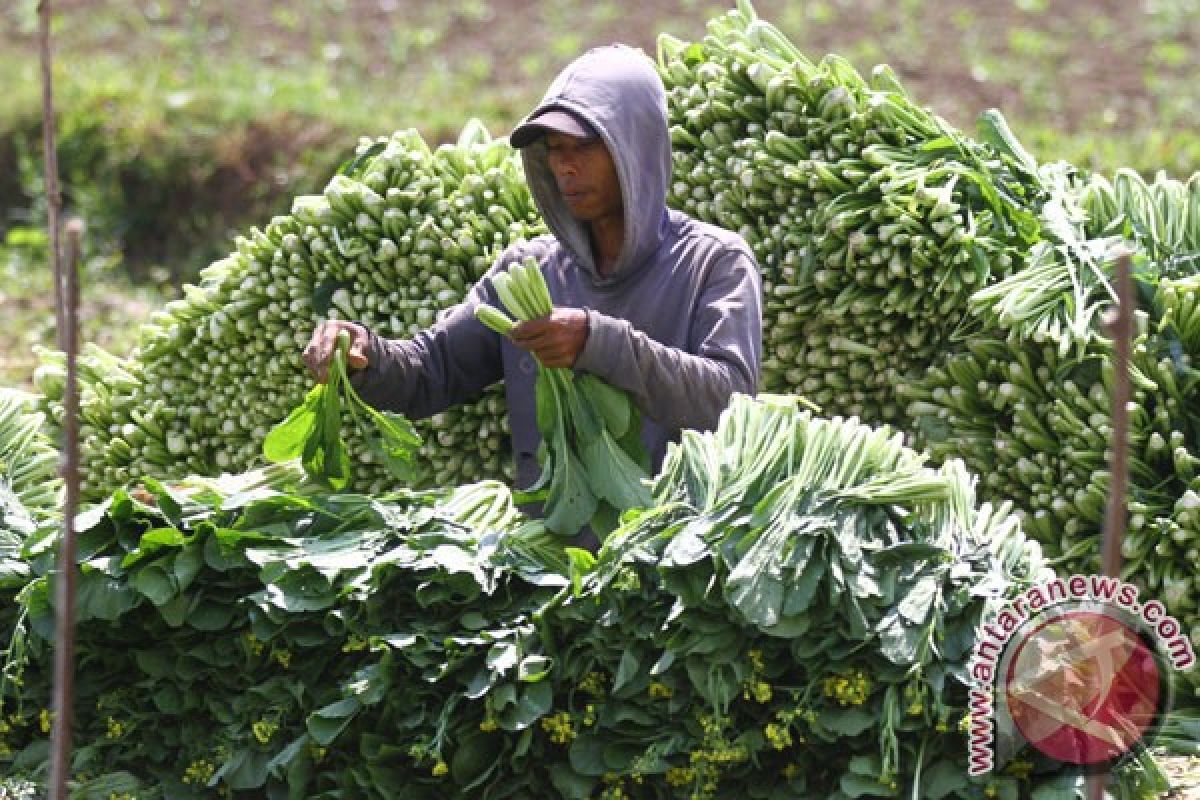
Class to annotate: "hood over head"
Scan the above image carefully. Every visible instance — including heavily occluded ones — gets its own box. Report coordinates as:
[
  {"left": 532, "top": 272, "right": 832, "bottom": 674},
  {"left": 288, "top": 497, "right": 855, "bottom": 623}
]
[{"left": 513, "top": 44, "right": 672, "bottom": 285}]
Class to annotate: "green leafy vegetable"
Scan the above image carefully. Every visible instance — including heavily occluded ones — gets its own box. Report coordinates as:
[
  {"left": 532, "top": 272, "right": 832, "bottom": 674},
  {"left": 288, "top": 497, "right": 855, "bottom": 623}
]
[
  {"left": 263, "top": 331, "right": 422, "bottom": 489},
  {"left": 479, "top": 257, "right": 652, "bottom": 538}
]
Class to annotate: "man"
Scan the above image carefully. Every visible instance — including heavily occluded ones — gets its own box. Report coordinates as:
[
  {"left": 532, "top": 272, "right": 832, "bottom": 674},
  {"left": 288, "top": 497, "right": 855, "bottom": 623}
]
[{"left": 304, "top": 44, "right": 762, "bottom": 523}]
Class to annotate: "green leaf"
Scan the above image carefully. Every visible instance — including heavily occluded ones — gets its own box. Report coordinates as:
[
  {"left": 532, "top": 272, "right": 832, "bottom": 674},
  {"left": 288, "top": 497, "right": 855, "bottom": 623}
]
[
  {"left": 450, "top": 731, "right": 504, "bottom": 791},
  {"left": 157, "top": 592, "right": 192, "bottom": 627},
  {"left": 347, "top": 374, "right": 422, "bottom": 482},
  {"left": 819, "top": 708, "right": 876, "bottom": 736},
  {"left": 69, "top": 772, "right": 143, "bottom": 799},
  {"left": 132, "top": 564, "right": 178, "bottom": 606},
  {"left": 577, "top": 373, "right": 631, "bottom": 437},
  {"left": 134, "top": 647, "right": 173, "bottom": 677},
  {"left": 137, "top": 476, "right": 187, "bottom": 528},
  {"left": 580, "top": 431, "right": 652, "bottom": 512},
  {"left": 307, "top": 697, "right": 362, "bottom": 746},
  {"left": 840, "top": 773, "right": 897, "bottom": 798},
  {"left": 922, "top": 758, "right": 968, "bottom": 799},
  {"left": 781, "top": 537, "right": 822, "bottom": 615},
  {"left": 725, "top": 527, "right": 787, "bottom": 629},
  {"left": 661, "top": 517, "right": 712, "bottom": 567},
  {"left": 75, "top": 565, "right": 138, "bottom": 621},
  {"left": 499, "top": 681, "right": 553, "bottom": 731},
  {"left": 878, "top": 608, "right": 925, "bottom": 665},
  {"left": 613, "top": 649, "right": 640, "bottom": 693},
  {"left": 267, "top": 734, "right": 310, "bottom": 781},
  {"left": 898, "top": 574, "right": 941, "bottom": 625},
  {"left": 263, "top": 387, "right": 323, "bottom": 463},
  {"left": 317, "top": 364, "right": 351, "bottom": 490},
  {"left": 262, "top": 569, "right": 338, "bottom": 612},
  {"left": 121, "top": 526, "right": 187, "bottom": 569},
  {"left": 567, "top": 735, "right": 609, "bottom": 777},
  {"left": 1030, "top": 778, "right": 1087, "bottom": 800},
  {"left": 549, "top": 763, "right": 596, "bottom": 798},
  {"left": 188, "top": 600, "right": 235, "bottom": 631},
  {"left": 173, "top": 543, "right": 204, "bottom": 591},
  {"left": 222, "top": 749, "right": 272, "bottom": 790},
  {"left": 152, "top": 684, "right": 184, "bottom": 714},
  {"left": 492, "top": 682, "right": 518, "bottom": 711},
  {"left": 566, "top": 546, "right": 596, "bottom": 595},
  {"left": 848, "top": 754, "right": 882, "bottom": 777},
  {"left": 542, "top": 430, "right": 598, "bottom": 536},
  {"left": 561, "top": 377, "right": 603, "bottom": 445}
]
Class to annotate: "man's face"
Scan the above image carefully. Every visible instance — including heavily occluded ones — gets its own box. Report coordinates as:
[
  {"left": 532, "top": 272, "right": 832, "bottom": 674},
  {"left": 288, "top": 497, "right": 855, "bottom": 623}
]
[{"left": 543, "top": 131, "right": 622, "bottom": 223}]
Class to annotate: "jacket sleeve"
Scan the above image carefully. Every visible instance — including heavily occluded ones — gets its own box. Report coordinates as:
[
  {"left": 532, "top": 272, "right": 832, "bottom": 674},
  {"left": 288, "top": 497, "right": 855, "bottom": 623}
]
[
  {"left": 348, "top": 264, "right": 507, "bottom": 419},
  {"left": 573, "top": 247, "right": 762, "bottom": 432}
]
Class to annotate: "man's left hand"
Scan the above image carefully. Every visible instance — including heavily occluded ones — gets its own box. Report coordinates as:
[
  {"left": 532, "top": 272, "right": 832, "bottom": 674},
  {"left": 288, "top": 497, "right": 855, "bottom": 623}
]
[{"left": 511, "top": 308, "right": 589, "bottom": 368}]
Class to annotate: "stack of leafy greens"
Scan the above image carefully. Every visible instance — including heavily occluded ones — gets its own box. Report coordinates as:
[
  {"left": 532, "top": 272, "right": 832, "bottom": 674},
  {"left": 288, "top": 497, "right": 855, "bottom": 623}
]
[
  {"left": 656, "top": 3, "right": 1043, "bottom": 426},
  {"left": 903, "top": 159, "right": 1200, "bottom": 698},
  {"left": 0, "top": 389, "right": 60, "bottom": 527},
  {"left": 0, "top": 389, "right": 59, "bottom": 671},
  {"left": 33, "top": 122, "right": 542, "bottom": 500},
  {"left": 1, "top": 470, "right": 561, "bottom": 797},
  {"left": 534, "top": 393, "right": 1063, "bottom": 800},
  {"left": 6, "top": 393, "right": 1174, "bottom": 799}
]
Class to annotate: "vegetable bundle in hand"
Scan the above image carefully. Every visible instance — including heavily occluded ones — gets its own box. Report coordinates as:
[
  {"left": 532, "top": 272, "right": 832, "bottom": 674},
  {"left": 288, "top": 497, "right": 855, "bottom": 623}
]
[
  {"left": 476, "top": 257, "right": 652, "bottom": 537},
  {"left": 263, "top": 330, "right": 422, "bottom": 489}
]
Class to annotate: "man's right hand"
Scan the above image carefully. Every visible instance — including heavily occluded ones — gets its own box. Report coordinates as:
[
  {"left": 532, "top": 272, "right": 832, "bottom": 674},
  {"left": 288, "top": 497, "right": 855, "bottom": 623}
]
[{"left": 303, "top": 320, "right": 370, "bottom": 383}]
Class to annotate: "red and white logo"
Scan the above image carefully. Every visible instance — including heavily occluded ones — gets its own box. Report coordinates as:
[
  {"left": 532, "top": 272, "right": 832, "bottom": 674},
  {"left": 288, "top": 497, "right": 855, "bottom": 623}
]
[
  {"left": 1003, "top": 609, "right": 1163, "bottom": 766},
  {"left": 966, "top": 575, "right": 1194, "bottom": 776}
]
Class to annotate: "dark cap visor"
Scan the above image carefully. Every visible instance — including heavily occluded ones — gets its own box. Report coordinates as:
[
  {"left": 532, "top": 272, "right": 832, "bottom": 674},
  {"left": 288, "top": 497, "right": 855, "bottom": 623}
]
[{"left": 510, "top": 109, "right": 597, "bottom": 148}]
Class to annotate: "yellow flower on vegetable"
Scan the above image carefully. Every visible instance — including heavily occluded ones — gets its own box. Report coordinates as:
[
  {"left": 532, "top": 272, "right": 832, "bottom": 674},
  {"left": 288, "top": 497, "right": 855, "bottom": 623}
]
[
  {"left": 764, "top": 722, "right": 792, "bottom": 750},
  {"left": 432, "top": 760, "right": 449, "bottom": 777},
  {"left": 341, "top": 633, "right": 369, "bottom": 653},
  {"left": 243, "top": 630, "right": 265, "bottom": 656},
  {"left": 540, "top": 711, "right": 575, "bottom": 744},
  {"left": 182, "top": 758, "right": 216, "bottom": 785},
  {"left": 578, "top": 671, "right": 607, "bottom": 696},
  {"left": 743, "top": 679, "right": 772, "bottom": 703},
  {"left": 105, "top": 716, "right": 125, "bottom": 739},
  {"left": 252, "top": 719, "right": 278, "bottom": 744},
  {"left": 822, "top": 668, "right": 871, "bottom": 706},
  {"left": 666, "top": 766, "right": 695, "bottom": 786}
]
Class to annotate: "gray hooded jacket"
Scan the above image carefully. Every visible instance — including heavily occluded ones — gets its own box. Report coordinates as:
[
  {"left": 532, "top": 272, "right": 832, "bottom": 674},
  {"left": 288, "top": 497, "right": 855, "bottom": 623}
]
[{"left": 353, "top": 44, "right": 762, "bottom": 489}]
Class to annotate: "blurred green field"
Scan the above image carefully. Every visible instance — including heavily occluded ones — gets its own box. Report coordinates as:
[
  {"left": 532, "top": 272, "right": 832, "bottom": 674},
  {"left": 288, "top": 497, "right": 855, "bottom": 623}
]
[{"left": 0, "top": 0, "right": 1198, "bottom": 388}]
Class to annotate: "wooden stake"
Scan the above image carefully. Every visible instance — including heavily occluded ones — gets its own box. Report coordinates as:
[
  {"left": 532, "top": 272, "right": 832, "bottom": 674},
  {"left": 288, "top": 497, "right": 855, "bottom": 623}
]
[
  {"left": 38, "top": 0, "right": 65, "bottom": 352},
  {"left": 1088, "top": 250, "right": 1134, "bottom": 800},
  {"left": 39, "top": 1, "right": 83, "bottom": 797},
  {"left": 48, "top": 218, "right": 83, "bottom": 800}
]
